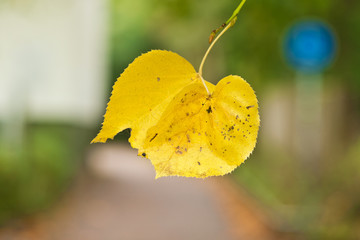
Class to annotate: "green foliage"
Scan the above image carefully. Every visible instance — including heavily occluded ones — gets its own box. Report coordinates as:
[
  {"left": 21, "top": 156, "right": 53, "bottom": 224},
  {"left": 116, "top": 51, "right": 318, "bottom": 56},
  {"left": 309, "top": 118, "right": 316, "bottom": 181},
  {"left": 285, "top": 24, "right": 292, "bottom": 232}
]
[
  {"left": 110, "top": 0, "right": 360, "bottom": 93},
  {"left": 0, "top": 124, "right": 87, "bottom": 224}
]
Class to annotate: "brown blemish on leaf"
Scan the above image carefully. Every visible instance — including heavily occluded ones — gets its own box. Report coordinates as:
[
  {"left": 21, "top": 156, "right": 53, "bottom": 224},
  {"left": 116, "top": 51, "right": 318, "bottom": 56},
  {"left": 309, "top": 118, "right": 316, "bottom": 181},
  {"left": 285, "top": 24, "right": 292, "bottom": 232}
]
[
  {"left": 246, "top": 105, "right": 255, "bottom": 109},
  {"left": 206, "top": 106, "right": 212, "bottom": 113},
  {"left": 157, "top": 77, "right": 160, "bottom": 81},
  {"left": 150, "top": 133, "right": 158, "bottom": 142},
  {"left": 175, "top": 146, "right": 183, "bottom": 155},
  {"left": 197, "top": 161, "right": 201, "bottom": 165}
]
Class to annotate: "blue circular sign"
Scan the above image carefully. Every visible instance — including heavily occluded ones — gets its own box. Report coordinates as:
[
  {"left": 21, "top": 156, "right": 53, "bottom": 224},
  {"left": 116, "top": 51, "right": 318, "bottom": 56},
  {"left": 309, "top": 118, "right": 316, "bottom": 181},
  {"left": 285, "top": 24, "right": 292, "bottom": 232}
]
[{"left": 283, "top": 20, "right": 337, "bottom": 73}]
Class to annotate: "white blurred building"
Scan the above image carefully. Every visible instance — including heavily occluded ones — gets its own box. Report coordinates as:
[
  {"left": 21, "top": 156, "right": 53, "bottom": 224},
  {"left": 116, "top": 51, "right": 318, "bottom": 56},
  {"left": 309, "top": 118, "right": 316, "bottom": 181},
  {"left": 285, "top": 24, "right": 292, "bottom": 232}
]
[{"left": 0, "top": 0, "right": 108, "bottom": 132}]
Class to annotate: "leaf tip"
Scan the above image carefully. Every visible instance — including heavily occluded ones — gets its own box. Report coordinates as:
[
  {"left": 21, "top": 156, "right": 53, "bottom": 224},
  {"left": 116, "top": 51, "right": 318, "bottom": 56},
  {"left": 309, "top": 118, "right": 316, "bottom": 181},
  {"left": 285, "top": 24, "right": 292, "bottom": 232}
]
[{"left": 90, "top": 135, "right": 108, "bottom": 144}]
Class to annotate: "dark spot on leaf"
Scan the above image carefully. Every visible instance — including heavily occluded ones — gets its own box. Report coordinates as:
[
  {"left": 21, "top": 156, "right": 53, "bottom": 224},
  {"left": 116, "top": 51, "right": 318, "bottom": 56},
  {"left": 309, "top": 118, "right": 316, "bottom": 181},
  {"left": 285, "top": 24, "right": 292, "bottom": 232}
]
[
  {"left": 246, "top": 105, "right": 255, "bottom": 109},
  {"left": 168, "top": 138, "right": 172, "bottom": 141},
  {"left": 175, "top": 146, "right": 183, "bottom": 154},
  {"left": 157, "top": 77, "right": 160, "bottom": 81},
  {"left": 141, "top": 153, "right": 146, "bottom": 157},
  {"left": 200, "top": 147, "right": 202, "bottom": 152},
  {"left": 150, "top": 133, "right": 158, "bottom": 142},
  {"left": 187, "top": 134, "right": 191, "bottom": 143},
  {"left": 197, "top": 162, "right": 201, "bottom": 165},
  {"left": 227, "top": 81, "right": 231, "bottom": 84},
  {"left": 206, "top": 106, "right": 212, "bottom": 113}
]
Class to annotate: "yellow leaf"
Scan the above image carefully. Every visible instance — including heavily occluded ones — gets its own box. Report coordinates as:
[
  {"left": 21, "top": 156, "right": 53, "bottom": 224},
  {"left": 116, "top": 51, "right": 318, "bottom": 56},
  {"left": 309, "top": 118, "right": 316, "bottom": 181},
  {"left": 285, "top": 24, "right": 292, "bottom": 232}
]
[
  {"left": 92, "top": 50, "right": 259, "bottom": 179},
  {"left": 137, "top": 75, "right": 259, "bottom": 178},
  {"left": 91, "top": 50, "right": 197, "bottom": 143}
]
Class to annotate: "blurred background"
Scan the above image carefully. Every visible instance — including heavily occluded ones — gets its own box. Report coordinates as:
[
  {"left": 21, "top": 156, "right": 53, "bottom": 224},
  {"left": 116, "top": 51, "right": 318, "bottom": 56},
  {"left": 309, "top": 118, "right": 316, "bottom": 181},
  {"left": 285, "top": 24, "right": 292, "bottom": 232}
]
[{"left": 1, "top": 0, "right": 360, "bottom": 239}]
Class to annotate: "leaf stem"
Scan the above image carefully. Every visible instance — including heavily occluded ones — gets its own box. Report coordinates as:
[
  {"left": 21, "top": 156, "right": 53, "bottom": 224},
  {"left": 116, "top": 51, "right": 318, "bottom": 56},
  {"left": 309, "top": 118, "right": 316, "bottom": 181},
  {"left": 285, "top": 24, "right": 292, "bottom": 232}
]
[
  {"left": 225, "top": 0, "right": 246, "bottom": 25},
  {"left": 198, "top": 0, "right": 247, "bottom": 95},
  {"left": 198, "top": 22, "right": 233, "bottom": 95}
]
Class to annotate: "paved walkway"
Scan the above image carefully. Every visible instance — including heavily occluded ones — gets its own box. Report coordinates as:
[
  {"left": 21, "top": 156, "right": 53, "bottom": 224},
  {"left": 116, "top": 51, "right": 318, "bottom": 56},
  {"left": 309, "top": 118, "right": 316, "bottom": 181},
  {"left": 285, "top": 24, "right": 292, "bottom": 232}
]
[{"left": 0, "top": 144, "right": 234, "bottom": 240}]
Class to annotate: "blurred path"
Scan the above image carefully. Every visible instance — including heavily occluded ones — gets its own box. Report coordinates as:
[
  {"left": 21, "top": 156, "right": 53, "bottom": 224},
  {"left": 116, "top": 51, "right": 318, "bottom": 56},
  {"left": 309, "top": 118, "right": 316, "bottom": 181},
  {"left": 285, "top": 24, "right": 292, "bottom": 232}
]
[
  {"left": 0, "top": 145, "right": 232, "bottom": 240},
  {"left": 0, "top": 144, "right": 282, "bottom": 240}
]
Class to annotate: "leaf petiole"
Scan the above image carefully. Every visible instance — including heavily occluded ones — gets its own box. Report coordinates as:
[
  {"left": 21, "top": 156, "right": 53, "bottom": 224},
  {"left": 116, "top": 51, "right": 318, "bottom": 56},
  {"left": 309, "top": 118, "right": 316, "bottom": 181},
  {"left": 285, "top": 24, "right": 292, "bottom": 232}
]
[
  {"left": 225, "top": 0, "right": 247, "bottom": 26},
  {"left": 198, "top": 0, "right": 246, "bottom": 95},
  {"left": 198, "top": 22, "right": 233, "bottom": 79}
]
